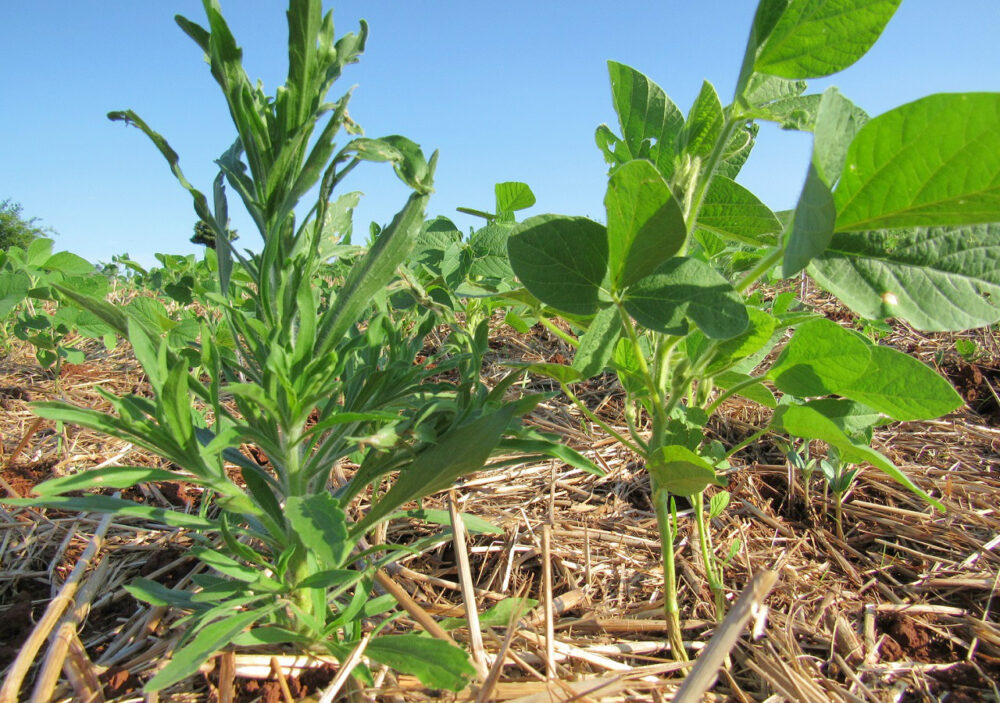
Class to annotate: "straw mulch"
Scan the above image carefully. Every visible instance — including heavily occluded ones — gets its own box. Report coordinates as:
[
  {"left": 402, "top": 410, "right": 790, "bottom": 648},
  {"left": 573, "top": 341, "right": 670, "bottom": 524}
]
[{"left": 1, "top": 298, "right": 999, "bottom": 702}]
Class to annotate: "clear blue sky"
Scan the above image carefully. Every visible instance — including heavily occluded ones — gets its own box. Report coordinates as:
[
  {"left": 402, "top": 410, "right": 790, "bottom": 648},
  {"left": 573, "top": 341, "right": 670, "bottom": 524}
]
[{"left": 2, "top": 2, "right": 998, "bottom": 267}]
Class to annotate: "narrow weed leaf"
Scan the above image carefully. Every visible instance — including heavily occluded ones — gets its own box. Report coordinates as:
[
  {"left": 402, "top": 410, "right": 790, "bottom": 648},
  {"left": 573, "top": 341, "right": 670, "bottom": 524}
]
[
  {"left": 31, "top": 467, "right": 200, "bottom": 497},
  {"left": 365, "top": 635, "right": 476, "bottom": 691},
  {"left": 835, "top": 93, "right": 1000, "bottom": 231}
]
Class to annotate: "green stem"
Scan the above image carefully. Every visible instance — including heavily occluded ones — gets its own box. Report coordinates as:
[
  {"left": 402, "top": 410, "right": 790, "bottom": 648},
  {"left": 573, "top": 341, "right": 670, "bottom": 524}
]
[
  {"left": 694, "top": 491, "right": 726, "bottom": 620},
  {"left": 537, "top": 315, "right": 579, "bottom": 349},
  {"left": 705, "top": 375, "right": 767, "bottom": 415},
  {"left": 722, "top": 426, "right": 769, "bottom": 461},
  {"left": 561, "top": 383, "right": 645, "bottom": 455},
  {"left": 736, "top": 245, "right": 784, "bottom": 293},
  {"left": 684, "top": 117, "right": 739, "bottom": 237},
  {"left": 653, "top": 488, "right": 688, "bottom": 661}
]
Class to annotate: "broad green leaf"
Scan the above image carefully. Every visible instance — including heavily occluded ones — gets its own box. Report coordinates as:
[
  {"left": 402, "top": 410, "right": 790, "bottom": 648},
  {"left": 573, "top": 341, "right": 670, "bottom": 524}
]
[
  {"left": 773, "top": 404, "right": 943, "bottom": 510},
  {"left": 716, "top": 122, "right": 759, "bottom": 179},
  {"left": 606, "top": 62, "right": 685, "bottom": 180},
  {"left": 572, "top": 305, "right": 622, "bottom": 378},
  {"left": 802, "top": 398, "right": 884, "bottom": 437},
  {"left": 495, "top": 182, "right": 536, "bottom": 213},
  {"left": 285, "top": 493, "right": 351, "bottom": 569},
  {"left": 680, "top": 81, "right": 724, "bottom": 161},
  {"left": 2, "top": 495, "right": 216, "bottom": 529},
  {"left": 697, "top": 176, "right": 781, "bottom": 247},
  {"left": 734, "top": 0, "right": 791, "bottom": 97},
  {"left": 648, "top": 445, "right": 725, "bottom": 497},
  {"left": 31, "top": 467, "right": 200, "bottom": 497},
  {"left": 715, "top": 372, "right": 778, "bottom": 408},
  {"left": 836, "top": 345, "right": 962, "bottom": 421},
  {"left": 768, "top": 318, "right": 870, "bottom": 397},
  {"left": 509, "top": 362, "right": 583, "bottom": 385},
  {"left": 441, "top": 597, "right": 538, "bottom": 630},
  {"left": 754, "top": 0, "right": 902, "bottom": 79},
  {"left": 783, "top": 163, "right": 836, "bottom": 277},
  {"left": 366, "top": 635, "right": 475, "bottom": 691},
  {"left": 624, "top": 258, "right": 749, "bottom": 339},
  {"left": 145, "top": 608, "right": 268, "bottom": 692},
  {"left": 0, "top": 271, "right": 30, "bottom": 317},
  {"left": 508, "top": 215, "right": 609, "bottom": 316},
  {"left": 26, "top": 238, "right": 54, "bottom": 266},
  {"left": 835, "top": 93, "right": 1000, "bottom": 231},
  {"left": 809, "top": 224, "right": 1000, "bottom": 332},
  {"left": 812, "top": 87, "right": 868, "bottom": 186},
  {"left": 700, "top": 307, "right": 779, "bottom": 374},
  {"left": 604, "top": 160, "right": 686, "bottom": 289},
  {"left": 43, "top": 251, "right": 94, "bottom": 275}
]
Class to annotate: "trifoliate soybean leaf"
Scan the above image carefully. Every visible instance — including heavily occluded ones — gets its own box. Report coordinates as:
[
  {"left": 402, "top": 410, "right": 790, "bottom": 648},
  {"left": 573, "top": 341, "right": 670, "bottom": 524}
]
[
  {"left": 802, "top": 398, "right": 883, "bottom": 438},
  {"left": 624, "top": 258, "right": 749, "bottom": 339},
  {"left": 0, "top": 271, "right": 30, "bottom": 318},
  {"left": 284, "top": 494, "right": 351, "bottom": 569},
  {"left": 572, "top": 305, "right": 622, "bottom": 378},
  {"left": 605, "top": 160, "right": 686, "bottom": 289},
  {"left": 754, "top": 0, "right": 902, "bottom": 79},
  {"left": 837, "top": 345, "right": 962, "bottom": 421},
  {"left": 835, "top": 93, "right": 1000, "bottom": 231},
  {"left": 742, "top": 73, "right": 808, "bottom": 110},
  {"left": 508, "top": 215, "right": 609, "bottom": 316},
  {"left": 809, "top": 224, "right": 1000, "bottom": 332},
  {"left": 607, "top": 62, "right": 685, "bottom": 180},
  {"left": 716, "top": 122, "right": 759, "bottom": 180},
  {"left": 44, "top": 251, "right": 95, "bottom": 275},
  {"left": 648, "top": 445, "right": 725, "bottom": 497},
  {"left": 746, "top": 93, "right": 822, "bottom": 131},
  {"left": 680, "top": 81, "right": 724, "bottom": 160},
  {"left": 768, "top": 318, "right": 870, "bottom": 397},
  {"left": 698, "top": 176, "right": 781, "bottom": 247},
  {"left": 495, "top": 182, "right": 536, "bottom": 214},
  {"left": 703, "top": 307, "right": 779, "bottom": 374},
  {"left": 812, "top": 87, "right": 868, "bottom": 186},
  {"left": 772, "top": 403, "right": 943, "bottom": 510},
  {"left": 783, "top": 162, "right": 836, "bottom": 277},
  {"left": 365, "top": 635, "right": 476, "bottom": 691}
]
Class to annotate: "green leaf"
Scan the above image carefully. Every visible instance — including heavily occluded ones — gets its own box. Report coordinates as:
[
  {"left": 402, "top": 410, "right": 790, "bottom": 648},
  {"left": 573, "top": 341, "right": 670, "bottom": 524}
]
[
  {"left": 624, "top": 258, "right": 749, "bottom": 339},
  {"left": 773, "top": 404, "right": 943, "bottom": 510},
  {"left": 801, "top": 398, "right": 884, "bottom": 437},
  {"left": 783, "top": 162, "right": 836, "bottom": 277},
  {"left": 715, "top": 372, "right": 778, "bottom": 408},
  {"left": 2, "top": 495, "right": 217, "bottom": 529},
  {"left": 145, "top": 608, "right": 267, "bottom": 692},
  {"left": 0, "top": 271, "right": 30, "bottom": 318},
  {"left": 495, "top": 182, "right": 536, "bottom": 214},
  {"left": 680, "top": 81, "right": 724, "bottom": 161},
  {"left": 648, "top": 445, "right": 725, "bottom": 497},
  {"left": 809, "top": 224, "right": 1000, "bottom": 332},
  {"left": 31, "top": 467, "right": 200, "bottom": 497},
  {"left": 754, "top": 0, "right": 902, "bottom": 79},
  {"left": 604, "top": 160, "right": 686, "bottom": 289},
  {"left": 284, "top": 494, "right": 351, "bottom": 569},
  {"left": 510, "top": 362, "right": 583, "bottom": 385},
  {"left": 572, "top": 305, "right": 622, "bottom": 378},
  {"left": 768, "top": 318, "right": 870, "bottom": 397},
  {"left": 835, "top": 93, "right": 1000, "bottom": 231},
  {"left": 43, "top": 251, "right": 94, "bottom": 275},
  {"left": 836, "top": 345, "right": 962, "bottom": 421},
  {"left": 508, "top": 215, "right": 609, "bottom": 316},
  {"left": 125, "top": 578, "right": 198, "bottom": 609},
  {"left": 365, "top": 635, "right": 476, "bottom": 691},
  {"left": 697, "top": 176, "right": 781, "bottom": 247},
  {"left": 606, "top": 62, "right": 685, "bottom": 180},
  {"left": 190, "top": 547, "right": 261, "bottom": 583},
  {"left": 441, "top": 596, "right": 538, "bottom": 631},
  {"left": 400, "top": 508, "right": 502, "bottom": 535},
  {"left": 812, "top": 87, "right": 868, "bottom": 186}
]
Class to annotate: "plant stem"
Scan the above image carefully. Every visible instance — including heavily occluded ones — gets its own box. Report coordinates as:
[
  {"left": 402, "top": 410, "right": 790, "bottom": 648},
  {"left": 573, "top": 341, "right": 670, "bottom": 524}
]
[
  {"left": 653, "top": 488, "right": 688, "bottom": 661},
  {"left": 537, "top": 315, "right": 579, "bottom": 349},
  {"left": 736, "top": 245, "right": 783, "bottom": 293},
  {"left": 694, "top": 491, "right": 726, "bottom": 620},
  {"left": 561, "top": 383, "right": 644, "bottom": 456},
  {"left": 834, "top": 490, "right": 845, "bottom": 541}
]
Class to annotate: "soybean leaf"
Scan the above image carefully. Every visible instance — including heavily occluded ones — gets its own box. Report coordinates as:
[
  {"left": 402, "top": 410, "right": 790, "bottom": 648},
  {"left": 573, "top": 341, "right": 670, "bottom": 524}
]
[
  {"left": 572, "top": 305, "right": 622, "bottom": 378},
  {"left": 697, "top": 176, "right": 781, "bottom": 247},
  {"left": 624, "top": 258, "right": 749, "bottom": 339},
  {"left": 835, "top": 93, "right": 1000, "bottom": 231},
  {"left": 508, "top": 215, "right": 609, "bottom": 316},
  {"left": 284, "top": 494, "right": 351, "bottom": 569},
  {"left": 754, "top": 0, "right": 902, "bottom": 79},
  {"left": 507, "top": 362, "right": 583, "bottom": 386},
  {"left": 812, "top": 87, "right": 868, "bottom": 186},
  {"left": 145, "top": 608, "right": 268, "bottom": 692},
  {"left": 802, "top": 398, "right": 884, "bottom": 437},
  {"left": 43, "top": 251, "right": 94, "bottom": 275},
  {"left": 768, "top": 318, "right": 870, "bottom": 397},
  {"left": 606, "top": 62, "right": 685, "bottom": 180},
  {"left": 809, "top": 224, "right": 1000, "bottom": 332},
  {"left": 783, "top": 163, "right": 836, "bottom": 277},
  {"left": 648, "top": 445, "right": 725, "bottom": 497},
  {"left": 605, "top": 160, "right": 686, "bottom": 289},
  {"left": 716, "top": 121, "right": 759, "bottom": 179},
  {"left": 365, "top": 635, "right": 475, "bottom": 692},
  {"left": 495, "top": 182, "right": 536, "bottom": 215},
  {"left": 715, "top": 371, "right": 778, "bottom": 408},
  {"left": 680, "top": 81, "right": 724, "bottom": 161},
  {"left": 773, "top": 403, "right": 943, "bottom": 510},
  {"left": 399, "top": 508, "right": 502, "bottom": 535},
  {"left": 836, "top": 345, "right": 962, "bottom": 421},
  {"left": 0, "top": 271, "right": 30, "bottom": 318},
  {"left": 441, "top": 596, "right": 538, "bottom": 630}
]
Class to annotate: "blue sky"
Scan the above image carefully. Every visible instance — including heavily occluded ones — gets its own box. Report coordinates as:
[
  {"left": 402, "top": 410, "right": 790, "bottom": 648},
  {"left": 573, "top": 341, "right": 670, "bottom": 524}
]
[{"left": 2, "top": 2, "right": 998, "bottom": 266}]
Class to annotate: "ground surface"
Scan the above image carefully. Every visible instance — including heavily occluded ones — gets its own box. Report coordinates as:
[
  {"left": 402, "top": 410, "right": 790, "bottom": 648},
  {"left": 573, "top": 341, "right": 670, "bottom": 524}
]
[{"left": 2, "top": 293, "right": 999, "bottom": 702}]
